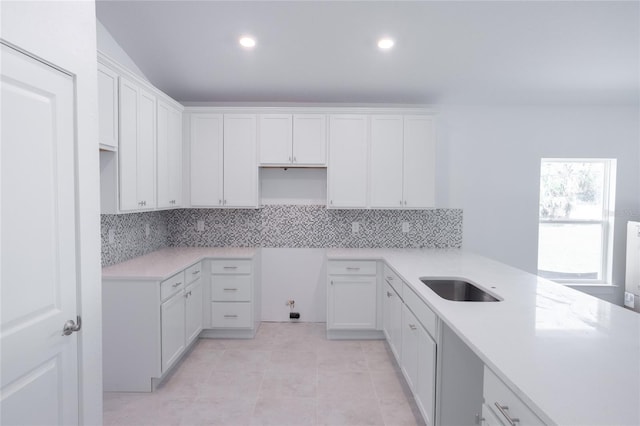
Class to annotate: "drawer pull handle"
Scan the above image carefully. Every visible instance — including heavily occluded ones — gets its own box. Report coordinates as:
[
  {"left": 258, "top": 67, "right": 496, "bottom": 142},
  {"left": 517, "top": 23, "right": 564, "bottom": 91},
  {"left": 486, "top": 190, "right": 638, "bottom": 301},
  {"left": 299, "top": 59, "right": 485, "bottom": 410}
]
[
  {"left": 192, "top": 270, "right": 200, "bottom": 275},
  {"left": 386, "top": 291, "right": 393, "bottom": 298},
  {"left": 172, "top": 282, "right": 182, "bottom": 288},
  {"left": 223, "top": 288, "right": 238, "bottom": 291},
  {"left": 223, "top": 266, "right": 238, "bottom": 270},
  {"left": 224, "top": 314, "right": 238, "bottom": 318},
  {"left": 409, "top": 324, "right": 417, "bottom": 330},
  {"left": 346, "top": 267, "right": 360, "bottom": 271},
  {"left": 494, "top": 403, "right": 520, "bottom": 425},
  {"left": 386, "top": 276, "right": 393, "bottom": 281}
]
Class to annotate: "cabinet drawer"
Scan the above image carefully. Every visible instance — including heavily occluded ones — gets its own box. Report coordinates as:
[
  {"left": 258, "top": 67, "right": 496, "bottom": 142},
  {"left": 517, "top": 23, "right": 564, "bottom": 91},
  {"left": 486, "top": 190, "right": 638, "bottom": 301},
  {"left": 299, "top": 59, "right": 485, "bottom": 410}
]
[
  {"left": 328, "top": 260, "right": 376, "bottom": 275},
  {"left": 211, "top": 259, "right": 252, "bottom": 274},
  {"left": 484, "top": 367, "right": 545, "bottom": 426},
  {"left": 403, "top": 283, "right": 437, "bottom": 339},
  {"left": 211, "top": 302, "right": 252, "bottom": 328},
  {"left": 160, "top": 271, "right": 185, "bottom": 301},
  {"left": 383, "top": 265, "right": 403, "bottom": 297},
  {"left": 185, "top": 262, "right": 202, "bottom": 284},
  {"left": 212, "top": 275, "right": 252, "bottom": 301}
]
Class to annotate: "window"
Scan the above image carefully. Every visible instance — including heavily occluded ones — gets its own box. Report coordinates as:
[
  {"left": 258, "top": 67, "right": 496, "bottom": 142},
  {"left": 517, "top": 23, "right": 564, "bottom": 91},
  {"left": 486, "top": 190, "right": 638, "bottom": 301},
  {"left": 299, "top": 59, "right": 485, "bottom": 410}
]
[{"left": 537, "top": 159, "right": 616, "bottom": 284}]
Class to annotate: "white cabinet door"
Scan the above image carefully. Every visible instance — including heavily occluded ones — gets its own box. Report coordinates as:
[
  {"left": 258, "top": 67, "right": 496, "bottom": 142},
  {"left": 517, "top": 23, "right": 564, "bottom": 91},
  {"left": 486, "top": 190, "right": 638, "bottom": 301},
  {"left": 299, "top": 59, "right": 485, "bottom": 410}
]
[
  {"left": 97, "top": 63, "right": 118, "bottom": 150},
  {"left": 327, "top": 275, "right": 377, "bottom": 330},
  {"left": 403, "top": 116, "right": 436, "bottom": 208},
  {"left": 161, "top": 291, "right": 186, "bottom": 373},
  {"left": 1, "top": 44, "right": 79, "bottom": 425},
  {"left": 118, "top": 77, "right": 139, "bottom": 211},
  {"left": 328, "top": 114, "right": 368, "bottom": 208},
  {"left": 293, "top": 114, "right": 326, "bottom": 165},
  {"left": 383, "top": 281, "right": 403, "bottom": 361},
  {"left": 185, "top": 279, "right": 203, "bottom": 345},
  {"left": 259, "top": 114, "right": 292, "bottom": 165},
  {"left": 417, "top": 325, "right": 437, "bottom": 426},
  {"left": 190, "top": 114, "right": 223, "bottom": 206},
  {"left": 401, "top": 304, "right": 420, "bottom": 392},
  {"left": 157, "top": 100, "right": 182, "bottom": 208},
  {"left": 137, "top": 88, "right": 156, "bottom": 210},
  {"left": 370, "top": 115, "right": 404, "bottom": 208},
  {"left": 223, "top": 114, "right": 258, "bottom": 207}
]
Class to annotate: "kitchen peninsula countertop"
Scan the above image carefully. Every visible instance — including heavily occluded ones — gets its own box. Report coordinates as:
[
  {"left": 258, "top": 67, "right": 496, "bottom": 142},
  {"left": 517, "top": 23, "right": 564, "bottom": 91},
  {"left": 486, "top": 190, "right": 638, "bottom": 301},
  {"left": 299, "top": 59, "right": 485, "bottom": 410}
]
[
  {"left": 101, "top": 247, "right": 258, "bottom": 281},
  {"left": 327, "top": 248, "right": 640, "bottom": 426}
]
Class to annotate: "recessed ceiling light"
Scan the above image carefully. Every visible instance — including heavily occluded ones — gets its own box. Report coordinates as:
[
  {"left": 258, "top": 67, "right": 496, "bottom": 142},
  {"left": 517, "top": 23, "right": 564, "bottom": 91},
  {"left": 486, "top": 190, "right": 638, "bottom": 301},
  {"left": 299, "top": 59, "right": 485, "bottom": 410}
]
[
  {"left": 239, "top": 36, "right": 256, "bottom": 48},
  {"left": 378, "top": 38, "right": 394, "bottom": 50}
]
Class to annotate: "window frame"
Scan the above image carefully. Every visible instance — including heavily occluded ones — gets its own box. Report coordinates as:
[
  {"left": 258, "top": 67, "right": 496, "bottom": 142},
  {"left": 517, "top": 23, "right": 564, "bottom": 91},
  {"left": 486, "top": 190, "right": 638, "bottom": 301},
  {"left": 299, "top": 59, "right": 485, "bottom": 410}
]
[{"left": 537, "top": 158, "right": 616, "bottom": 285}]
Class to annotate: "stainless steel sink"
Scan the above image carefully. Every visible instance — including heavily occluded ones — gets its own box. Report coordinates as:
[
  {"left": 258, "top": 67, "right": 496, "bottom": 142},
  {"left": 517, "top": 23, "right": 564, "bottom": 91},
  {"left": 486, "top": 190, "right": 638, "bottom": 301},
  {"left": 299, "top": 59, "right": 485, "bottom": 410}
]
[{"left": 420, "top": 279, "right": 500, "bottom": 302}]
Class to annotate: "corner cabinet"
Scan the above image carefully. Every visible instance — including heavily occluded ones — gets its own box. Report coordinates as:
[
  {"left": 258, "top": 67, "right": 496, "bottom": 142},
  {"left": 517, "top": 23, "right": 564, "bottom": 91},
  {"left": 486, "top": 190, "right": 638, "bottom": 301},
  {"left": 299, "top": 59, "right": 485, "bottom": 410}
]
[
  {"left": 97, "top": 63, "right": 119, "bottom": 151},
  {"left": 327, "top": 115, "right": 368, "bottom": 208},
  {"left": 157, "top": 99, "right": 183, "bottom": 208},
  {"left": 189, "top": 113, "right": 258, "bottom": 208}
]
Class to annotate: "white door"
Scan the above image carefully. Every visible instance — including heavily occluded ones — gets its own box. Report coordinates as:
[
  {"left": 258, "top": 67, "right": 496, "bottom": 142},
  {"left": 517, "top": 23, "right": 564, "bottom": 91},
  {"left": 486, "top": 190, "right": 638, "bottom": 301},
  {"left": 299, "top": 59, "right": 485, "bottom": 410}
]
[
  {"left": 370, "top": 115, "right": 404, "bottom": 208},
  {"left": 1, "top": 43, "right": 80, "bottom": 425},
  {"left": 327, "top": 115, "right": 368, "bottom": 208},
  {"left": 327, "top": 276, "right": 377, "bottom": 330},
  {"left": 190, "top": 114, "right": 223, "bottom": 206},
  {"left": 118, "top": 76, "right": 139, "bottom": 211},
  {"left": 168, "top": 106, "right": 183, "bottom": 207},
  {"left": 137, "top": 88, "right": 156, "bottom": 209},
  {"left": 417, "top": 327, "right": 437, "bottom": 426},
  {"left": 97, "top": 63, "right": 118, "bottom": 150},
  {"left": 157, "top": 101, "right": 182, "bottom": 208},
  {"left": 223, "top": 114, "right": 258, "bottom": 207},
  {"left": 185, "top": 279, "right": 203, "bottom": 345},
  {"left": 258, "top": 114, "right": 292, "bottom": 165},
  {"left": 403, "top": 116, "right": 436, "bottom": 208},
  {"left": 161, "top": 291, "right": 186, "bottom": 373},
  {"left": 401, "top": 304, "right": 419, "bottom": 392}
]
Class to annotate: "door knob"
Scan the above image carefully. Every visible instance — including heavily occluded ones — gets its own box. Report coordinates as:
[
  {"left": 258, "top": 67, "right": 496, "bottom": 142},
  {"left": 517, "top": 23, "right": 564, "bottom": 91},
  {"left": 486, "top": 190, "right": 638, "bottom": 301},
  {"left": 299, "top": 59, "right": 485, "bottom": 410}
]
[{"left": 62, "top": 316, "right": 82, "bottom": 336}]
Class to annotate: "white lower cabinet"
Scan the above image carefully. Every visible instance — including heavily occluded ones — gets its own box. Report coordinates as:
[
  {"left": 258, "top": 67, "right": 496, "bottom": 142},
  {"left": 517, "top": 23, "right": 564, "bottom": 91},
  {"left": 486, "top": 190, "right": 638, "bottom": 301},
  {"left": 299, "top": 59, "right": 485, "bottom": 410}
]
[
  {"left": 102, "top": 263, "right": 203, "bottom": 392},
  {"left": 483, "top": 366, "right": 545, "bottom": 426},
  {"left": 383, "top": 280, "right": 403, "bottom": 361},
  {"left": 207, "top": 259, "right": 260, "bottom": 337},
  {"left": 327, "top": 260, "right": 378, "bottom": 332}
]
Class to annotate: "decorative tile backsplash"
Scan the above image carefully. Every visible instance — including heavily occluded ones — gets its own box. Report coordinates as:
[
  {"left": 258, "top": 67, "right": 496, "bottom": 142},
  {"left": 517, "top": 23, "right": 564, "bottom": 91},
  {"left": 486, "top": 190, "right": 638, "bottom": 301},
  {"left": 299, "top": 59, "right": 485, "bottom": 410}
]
[
  {"left": 101, "top": 206, "right": 462, "bottom": 266},
  {"left": 101, "top": 211, "right": 169, "bottom": 266}
]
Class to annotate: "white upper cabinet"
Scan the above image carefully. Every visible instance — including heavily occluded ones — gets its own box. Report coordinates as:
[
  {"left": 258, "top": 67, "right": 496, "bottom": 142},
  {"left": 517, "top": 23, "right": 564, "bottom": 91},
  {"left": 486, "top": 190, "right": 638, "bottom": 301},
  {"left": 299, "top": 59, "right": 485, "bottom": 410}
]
[
  {"left": 223, "top": 114, "right": 258, "bottom": 207},
  {"left": 328, "top": 114, "right": 368, "bottom": 208},
  {"left": 259, "top": 114, "right": 292, "bottom": 164},
  {"left": 118, "top": 77, "right": 156, "bottom": 211},
  {"left": 370, "top": 115, "right": 404, "bottom": 208},
  {"left": 157, "top": 100, "right": 183, "bottom": 208},
  {"left": 370, "top": 115, "right": 436, "bottom": 209},
  {"left": 97, "top": 63, "right": 118, "bottom": 151},
  {"left": 190, "top": 114, "right": 223, "bottom": 207},
  {"left": 259, "top": 114, "right": 326, "bottom": 166},
  {"left": 403, "top": 116, "right": 436, "bottom": 208}
]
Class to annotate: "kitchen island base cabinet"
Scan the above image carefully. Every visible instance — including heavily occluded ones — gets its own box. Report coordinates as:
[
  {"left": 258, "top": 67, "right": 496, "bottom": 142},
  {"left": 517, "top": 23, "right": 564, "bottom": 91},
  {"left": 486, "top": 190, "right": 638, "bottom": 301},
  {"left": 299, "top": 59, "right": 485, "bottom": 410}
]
[{"left": 483, "top": 367, "right": 545, "bottom": 426}]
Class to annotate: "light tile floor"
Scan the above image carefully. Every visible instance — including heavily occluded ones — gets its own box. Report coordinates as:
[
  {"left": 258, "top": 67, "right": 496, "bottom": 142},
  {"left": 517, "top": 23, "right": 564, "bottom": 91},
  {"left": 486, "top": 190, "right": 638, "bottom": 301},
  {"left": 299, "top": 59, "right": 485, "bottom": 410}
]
[{"left": 104, "top": 322, "right": 425, "bottom": 426}]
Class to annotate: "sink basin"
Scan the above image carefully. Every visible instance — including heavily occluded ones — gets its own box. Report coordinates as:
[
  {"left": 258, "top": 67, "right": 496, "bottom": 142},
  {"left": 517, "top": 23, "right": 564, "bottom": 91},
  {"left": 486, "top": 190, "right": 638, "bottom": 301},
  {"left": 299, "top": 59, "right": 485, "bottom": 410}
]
[{"left": 420, "top": 279, "right": 500, "bottom": 302}]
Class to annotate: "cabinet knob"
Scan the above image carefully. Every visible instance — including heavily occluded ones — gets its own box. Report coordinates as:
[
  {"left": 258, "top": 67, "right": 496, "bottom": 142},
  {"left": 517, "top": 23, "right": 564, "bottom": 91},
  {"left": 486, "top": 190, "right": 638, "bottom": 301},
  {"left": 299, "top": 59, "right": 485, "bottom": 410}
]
[
  {"left": 404, "top": 200, "right": 407, "bottom": 206},
  {"left": 386, "top": 291, "right": 393, "bottom": 297},
  {"left": 293, "top": 156, "right": 297, "bottom": 162},
  {"left": 409, "top": 324, "right": 417, "bottom": 330},
  {"left": 224, "top": 199, "right": 227, "bottom": 205},
  {"left": 219, "top": 199, "right": 222, "bottom": 205},
  {"left": 289, "top": 156, "right": 292, "bottom": 162}
]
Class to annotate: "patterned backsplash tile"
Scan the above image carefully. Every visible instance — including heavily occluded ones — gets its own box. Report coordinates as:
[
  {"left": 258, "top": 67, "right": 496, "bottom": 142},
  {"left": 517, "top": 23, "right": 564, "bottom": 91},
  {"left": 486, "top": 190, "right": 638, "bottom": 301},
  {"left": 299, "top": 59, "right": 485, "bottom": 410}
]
[{"left": 101, "top": 206, "right": 462, "bottom": 266}]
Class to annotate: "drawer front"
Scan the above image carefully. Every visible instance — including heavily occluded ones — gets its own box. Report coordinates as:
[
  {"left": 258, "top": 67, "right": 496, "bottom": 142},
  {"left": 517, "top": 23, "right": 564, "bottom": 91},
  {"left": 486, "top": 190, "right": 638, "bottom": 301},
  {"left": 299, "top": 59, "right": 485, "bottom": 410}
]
[
  {"left": 212, "top": 275, "right": 252, "bottom": 302},
  {"left": 328, "top": 260, "right": 376, "bottom": 275},
  {"left": 383, "top": 264, "right": 403, "bottom": 297},
  {"left": 160, "top": 271, "right": 185, "bottom": 301},
  {"left": 211, "top": 259, "right": 252, "bottom": 275},
  {"left": 185, "top": 262, "right": 202, "bottom": 285},
  {"left": 484, "top": 367, "right": 545, "bottom": 426},
  {"left": 403, "top": 283, "right": 437, "bottom": 339},
  {"left": 211, "top": 302, "right": 252, "bottom": 328}
]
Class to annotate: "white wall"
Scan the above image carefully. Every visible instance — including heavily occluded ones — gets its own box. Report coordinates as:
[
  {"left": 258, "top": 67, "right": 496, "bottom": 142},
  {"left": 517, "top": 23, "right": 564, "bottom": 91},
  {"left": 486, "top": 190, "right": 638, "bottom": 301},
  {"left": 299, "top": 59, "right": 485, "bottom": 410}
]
[
  {"left": 440, "top": 104, "right": 640, "bottom": 304},
  {"left": 96, "top": 19, "right": 148, "bottom": 80},
  {"left": 1, "top": 1, "right": 103, "bottom": 424}
]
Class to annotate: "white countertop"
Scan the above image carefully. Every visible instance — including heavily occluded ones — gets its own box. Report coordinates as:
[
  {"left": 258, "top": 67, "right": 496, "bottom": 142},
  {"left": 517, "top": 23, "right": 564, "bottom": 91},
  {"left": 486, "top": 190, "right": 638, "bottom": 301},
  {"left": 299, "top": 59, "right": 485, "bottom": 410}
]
[
  {"left": 102, "top": 247, "right": 258, "bottom": 281},
  {"left": 327, "top": 248, "right": 640, "bottom": 426}
]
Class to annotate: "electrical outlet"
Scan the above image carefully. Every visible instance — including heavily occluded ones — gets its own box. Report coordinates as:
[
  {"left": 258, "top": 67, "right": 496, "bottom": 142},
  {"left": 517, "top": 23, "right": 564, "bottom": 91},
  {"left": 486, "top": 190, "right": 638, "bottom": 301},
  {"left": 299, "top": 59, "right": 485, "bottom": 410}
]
[
  {"left": 145, "top": 223, "right": 150, "bottom": 237},
  {"left": 108, "top": 228, "right": 115, "bottom": 244},
  {"left": 196, "top": 220, "right": 205, "bottom": 232},
  {"left": 352, "top": 222, "right": 360, "bottom": 233},
  {"left": 624, "top": 292, "right": 635, "bottom": 308},
  {"left": 402, "top": 222, "right": 410, "bottom": 233}
]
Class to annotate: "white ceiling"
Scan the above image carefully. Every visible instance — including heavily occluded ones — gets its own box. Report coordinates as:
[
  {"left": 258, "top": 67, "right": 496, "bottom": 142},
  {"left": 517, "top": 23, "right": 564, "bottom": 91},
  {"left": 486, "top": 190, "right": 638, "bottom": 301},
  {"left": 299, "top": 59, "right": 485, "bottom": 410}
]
[{"left": 96, "top": 1, "right": 639, "bottom": 105}]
